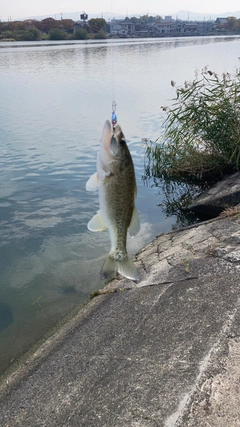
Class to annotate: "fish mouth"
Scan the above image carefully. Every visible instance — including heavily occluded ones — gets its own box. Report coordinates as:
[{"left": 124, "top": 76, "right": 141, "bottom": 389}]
[
  {"left": 111, "top": 123, "right": 126, "bottom": 155},
  {"left": 101, "top": 120, "right": 125, "bottom": 156},
  {"left": 110, "top": 134, "right": 119, "bottom": 155}
]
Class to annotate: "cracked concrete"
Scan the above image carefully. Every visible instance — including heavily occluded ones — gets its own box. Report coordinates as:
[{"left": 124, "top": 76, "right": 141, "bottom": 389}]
[{"left": 0, "top": 213, "right": 239, "bottom": 426}]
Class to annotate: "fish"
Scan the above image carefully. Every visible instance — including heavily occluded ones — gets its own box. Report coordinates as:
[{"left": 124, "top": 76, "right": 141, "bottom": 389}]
[{"left": 86, "top": 120, "right": 140, "bottom": 281}]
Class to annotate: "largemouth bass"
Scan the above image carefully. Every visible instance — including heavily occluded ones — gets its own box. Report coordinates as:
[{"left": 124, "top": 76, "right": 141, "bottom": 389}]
[{"left": 86, "top": 120, "right": 140, "bottom": 281}]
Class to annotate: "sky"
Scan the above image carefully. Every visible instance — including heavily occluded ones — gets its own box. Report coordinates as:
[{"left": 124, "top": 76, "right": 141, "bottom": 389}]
[{"left": 1, "top": 0, "right": 240, "bottom": 21}]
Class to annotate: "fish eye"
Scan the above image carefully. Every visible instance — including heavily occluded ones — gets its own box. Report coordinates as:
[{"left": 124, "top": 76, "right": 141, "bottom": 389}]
[{"left": 120, "top": 139, "right": 126, "bottom": 145}]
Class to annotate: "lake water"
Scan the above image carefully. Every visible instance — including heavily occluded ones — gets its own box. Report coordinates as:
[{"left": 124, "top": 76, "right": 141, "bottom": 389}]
[{"left": 0, "top": 36, "right": 239, "bottom": 375}]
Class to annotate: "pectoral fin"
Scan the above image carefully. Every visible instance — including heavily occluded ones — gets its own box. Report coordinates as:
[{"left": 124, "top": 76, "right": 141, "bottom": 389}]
[
  {"left": 87, "top": 211, "right": 107, "bottom": 232},
  {"left": 128, "top": 206, "right": 140, "bottom": 237},
  {"left": 86, "top": 172, "right": 99, "bottom": 192}
]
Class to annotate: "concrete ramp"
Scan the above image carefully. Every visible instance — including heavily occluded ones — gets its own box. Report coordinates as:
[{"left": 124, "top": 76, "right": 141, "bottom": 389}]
[{"left": 0, "top": 214, "right": 240, "bottom": 426}]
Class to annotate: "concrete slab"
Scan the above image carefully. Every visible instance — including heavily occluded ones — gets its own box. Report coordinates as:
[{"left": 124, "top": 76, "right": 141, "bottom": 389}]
[{"left": 0, "top": 214, "right": 239, "bottom": 426}]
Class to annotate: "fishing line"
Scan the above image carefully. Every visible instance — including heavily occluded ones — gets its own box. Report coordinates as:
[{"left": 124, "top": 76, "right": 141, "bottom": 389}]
[{"left": 110, "top": 0, "right": 117, "bottom": 129}]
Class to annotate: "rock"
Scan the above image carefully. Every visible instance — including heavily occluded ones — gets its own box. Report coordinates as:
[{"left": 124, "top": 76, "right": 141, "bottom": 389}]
[{"left": 188, "top": 171, "right": 240, "bottom": 216}]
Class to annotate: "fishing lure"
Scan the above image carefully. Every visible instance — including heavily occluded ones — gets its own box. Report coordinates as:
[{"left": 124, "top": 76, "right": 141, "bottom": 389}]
[{"left": 111, "top": 100, "right": 117, "bottom": 129}]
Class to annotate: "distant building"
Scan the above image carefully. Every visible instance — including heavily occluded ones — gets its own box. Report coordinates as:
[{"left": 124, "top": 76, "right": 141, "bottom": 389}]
[
  {"left": 215, "top": 18, "right": 228, "bottom": 25},
  {"left": 182, "top": 22, "right": 198, "bottom": 34},
  {"left": 105, "top": 15, "right": 232, "bottom": 38},
  {"left": 120, "top": 20, "right": 136, "bottom": 35},
  {"left": 153, "top": 21, "right": 175, "bottom": 35},
  {"left": 215, "top": 18, "right": 228, "bottom": 31},
  {"left": 197, "top": 20, "right": 215, "bottom": 34},
  {"left": 110, "top": 23, "right": 127, "bottom": 36},
  {"left": 109, "top": 19, "right": 135, "bottom": 36},
  {"left": 135, "top": 22, "right": 149, "bottom": 37}
]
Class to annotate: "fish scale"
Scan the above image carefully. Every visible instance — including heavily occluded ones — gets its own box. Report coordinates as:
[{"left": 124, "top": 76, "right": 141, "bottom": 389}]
[{"left": 86, "top": 120, "right": 140, "bottom": 281}]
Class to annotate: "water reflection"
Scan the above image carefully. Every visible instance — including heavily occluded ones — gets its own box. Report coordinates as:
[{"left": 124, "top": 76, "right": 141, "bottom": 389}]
[
  {"left": 142, "top": 172, "right": 211, "bottom": 229},
  {"left": 1, "top": 35, "right": 239, "bottom": 50}
]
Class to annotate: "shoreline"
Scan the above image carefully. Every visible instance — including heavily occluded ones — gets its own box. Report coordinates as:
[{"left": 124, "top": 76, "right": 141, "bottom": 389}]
[
  {"left": 1, "top": 33, "right": 240, "bottom": 45},
  {"left": 1, "top": 171, "right": 240, "bottom": 383}
]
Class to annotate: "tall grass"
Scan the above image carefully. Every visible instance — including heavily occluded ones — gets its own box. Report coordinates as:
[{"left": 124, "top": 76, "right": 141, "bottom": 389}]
[{"left": 146, "top": 67, "right": 240, "bottom": 182}]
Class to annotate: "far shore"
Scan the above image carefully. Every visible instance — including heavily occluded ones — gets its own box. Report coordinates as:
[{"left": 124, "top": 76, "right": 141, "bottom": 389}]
[{"left": 1, "top": 32, "right": 240, "bottom": 44}]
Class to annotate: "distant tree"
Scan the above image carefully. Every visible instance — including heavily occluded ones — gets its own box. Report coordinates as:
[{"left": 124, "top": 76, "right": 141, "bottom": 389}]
[
  {"left": 94, "top": 29, "right": 107, "bottom": 39},
  {"left": 49, "top": 28, "right": 67, "bottom": 40},
  {"left": 139, "top": 14, "right": 162, "bottom": 24},
  {"left": 155, "top": 15, "right": 163, "bottom": 23},
  {"left": 0, "top": 19, "right": 42, "bottom": 40},
  {"left": 16, "top": 27, "right": 41, "bottom": 41},
  {"left": 41, "top": 17, "right": 57, "bottom": 33},
  {"left": 0, "top": 30, "right": 14, "bottom": 39},
  {"left": 141, "top": 15, "right": 149, "bottom": 24},
  {"left": 148, "top": 16, "right": 155, "bottom": 23},
  {"left": 14, "top": 21, "right": 26, "bottom": 31},
  {"left": 25, "top": 19, "right": 43, "bottom": 31},
  {"left": 3, "top": 21, "right": 20, "bottom": 31},
  {"left": 25, "top": 27, "right": 41, "bottom": 40},
  {"left": 88, "top": 18, "right": 106, "bottom": 33},
  {"left": 59, "top": 19, "right": 74, "bottom": 33},
  {"left": 227, "top": 16, "right": 240, "bottom": 31},
  {"left": 74, "top": 29, "right": 88, "bottom": 40}
]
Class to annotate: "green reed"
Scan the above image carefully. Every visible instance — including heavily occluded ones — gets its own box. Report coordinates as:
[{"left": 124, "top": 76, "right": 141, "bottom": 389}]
[{"left": 146, "top": 67, "right": 240, "bottom": 182}]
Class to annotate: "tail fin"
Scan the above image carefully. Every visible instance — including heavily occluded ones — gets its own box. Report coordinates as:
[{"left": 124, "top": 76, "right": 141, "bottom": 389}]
[{"left": 100, "top": 255, "right": 140, "bottom": 282}]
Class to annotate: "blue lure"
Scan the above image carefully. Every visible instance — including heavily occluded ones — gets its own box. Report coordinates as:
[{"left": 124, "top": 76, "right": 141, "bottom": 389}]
[{"left": 111, "top": 100, "right": 117, "bottom": 128}]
